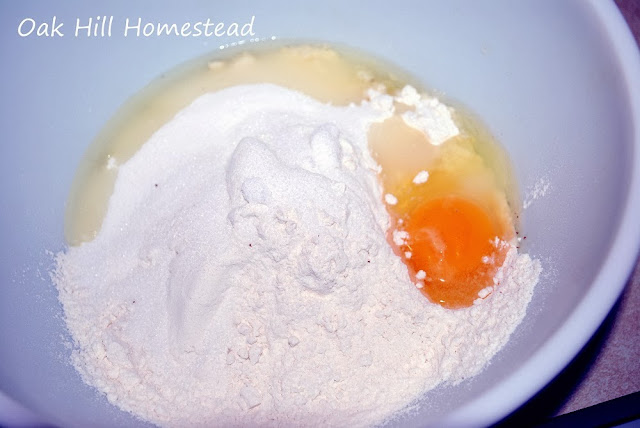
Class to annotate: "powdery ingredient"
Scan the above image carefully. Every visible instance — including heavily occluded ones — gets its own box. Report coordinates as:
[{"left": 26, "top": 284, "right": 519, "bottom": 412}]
[
  {"left": 385, "top": 193, "right": 399, "bottom": 205},
  {"left": 54, "top": 84, "right": 541, "bottom": 427},
  {"left": 523, "top": 177, "right": 551, "bottom": 209},
  {"left": 394, "top": 85, "right": 459, "bottom": 146},
  {"left": 413, "top": 170, "right": 430, "bottom": 185}
]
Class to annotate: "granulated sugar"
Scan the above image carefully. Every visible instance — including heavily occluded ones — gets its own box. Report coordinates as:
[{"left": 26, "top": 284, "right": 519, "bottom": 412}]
[{"left": 54, "top": 84, "right": 541, "bottom": 427}]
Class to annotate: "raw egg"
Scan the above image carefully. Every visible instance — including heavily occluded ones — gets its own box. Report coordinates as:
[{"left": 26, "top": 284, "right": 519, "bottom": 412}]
[
  {"left": 402, "top": 196, "right": 508, "bottom": 308},
  {"left": 369, "top": 113, "right": 515, "bottom": 309}
]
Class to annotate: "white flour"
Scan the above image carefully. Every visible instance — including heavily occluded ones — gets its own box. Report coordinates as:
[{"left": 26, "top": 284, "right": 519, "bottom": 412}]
[
  {"left": 523, "top": 177, "right": 551, "bottom": 209},
  {"left": 54, "top": 84, "right": 541, "bottom": 427}
]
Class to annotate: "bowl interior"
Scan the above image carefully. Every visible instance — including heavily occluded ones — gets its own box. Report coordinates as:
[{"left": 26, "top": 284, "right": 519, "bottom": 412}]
[{"left": 0, "top": 1, "right": 637, "bottom": 427}]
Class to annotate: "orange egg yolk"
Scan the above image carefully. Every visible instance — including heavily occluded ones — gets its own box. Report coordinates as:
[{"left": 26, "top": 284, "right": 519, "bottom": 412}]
[{"left": 401, "top": 196, "right": 507, "bottom": 309}]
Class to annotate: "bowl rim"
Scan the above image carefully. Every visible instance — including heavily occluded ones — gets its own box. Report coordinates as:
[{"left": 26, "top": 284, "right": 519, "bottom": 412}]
[{"left": 442, "top": 0, "right": 640, "bottom": 425}]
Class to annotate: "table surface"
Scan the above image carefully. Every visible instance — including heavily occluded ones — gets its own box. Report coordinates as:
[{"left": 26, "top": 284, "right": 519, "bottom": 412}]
[{"left": 500, "top": 1, "right": 640, "bottom": 424}]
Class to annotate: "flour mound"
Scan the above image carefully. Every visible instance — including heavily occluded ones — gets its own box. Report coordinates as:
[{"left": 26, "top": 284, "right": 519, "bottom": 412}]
[{"left": 54, "top": 84, "right": 540, "bottom": 427}]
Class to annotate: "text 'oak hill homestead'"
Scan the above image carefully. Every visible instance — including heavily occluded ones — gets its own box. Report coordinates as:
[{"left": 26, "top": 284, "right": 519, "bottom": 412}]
[{"left": 17, "top": 16, "right": 256, "bottom": 38}]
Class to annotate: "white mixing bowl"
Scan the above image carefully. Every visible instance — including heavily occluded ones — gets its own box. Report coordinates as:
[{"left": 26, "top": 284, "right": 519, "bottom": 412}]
[{"left": 1, "top": 1, "right": 639, "bottom": 427}]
